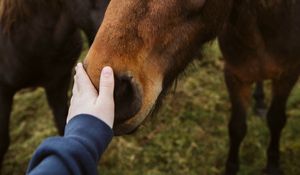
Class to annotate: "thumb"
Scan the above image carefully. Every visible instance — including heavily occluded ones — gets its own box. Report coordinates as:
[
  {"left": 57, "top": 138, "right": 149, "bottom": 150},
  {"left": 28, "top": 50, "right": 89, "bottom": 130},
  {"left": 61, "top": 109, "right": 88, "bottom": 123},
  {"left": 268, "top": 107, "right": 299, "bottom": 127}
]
[{"left": 97, "top": 66, "right": 115, "bottom": 103}]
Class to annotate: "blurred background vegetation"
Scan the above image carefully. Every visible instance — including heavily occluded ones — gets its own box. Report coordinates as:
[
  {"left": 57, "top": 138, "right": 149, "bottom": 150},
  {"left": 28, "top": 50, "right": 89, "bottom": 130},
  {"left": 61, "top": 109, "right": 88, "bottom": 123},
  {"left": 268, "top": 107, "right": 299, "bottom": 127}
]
[{"left": 2, "top": 40, "right": 300, "bottom": 175}]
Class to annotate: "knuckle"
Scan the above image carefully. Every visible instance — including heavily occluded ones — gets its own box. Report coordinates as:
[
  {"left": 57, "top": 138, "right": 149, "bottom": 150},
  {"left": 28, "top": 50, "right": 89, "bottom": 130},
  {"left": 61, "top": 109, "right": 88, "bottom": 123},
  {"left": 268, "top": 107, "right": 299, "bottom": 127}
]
[{"left": 100, "top": 80, "right": 114, "bottom": 88}]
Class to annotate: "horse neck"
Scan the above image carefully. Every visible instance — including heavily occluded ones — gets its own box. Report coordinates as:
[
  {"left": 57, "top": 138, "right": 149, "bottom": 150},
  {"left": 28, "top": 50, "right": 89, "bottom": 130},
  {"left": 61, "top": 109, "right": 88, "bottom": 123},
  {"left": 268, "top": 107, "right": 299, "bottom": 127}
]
[
  {"left": 0, "top": 1, "right": 79, "bottom": 55},
  {"left": 0, "top": 0, "right": 63, "bottom": 33}
]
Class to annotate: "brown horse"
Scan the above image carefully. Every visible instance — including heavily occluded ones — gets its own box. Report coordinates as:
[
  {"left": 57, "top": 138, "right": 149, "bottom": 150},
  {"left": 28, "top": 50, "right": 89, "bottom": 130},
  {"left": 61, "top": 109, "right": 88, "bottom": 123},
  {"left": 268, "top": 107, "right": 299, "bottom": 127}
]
[
  {"left": 0, "top": 0, "right": 109, "bottom": 170},
  {"left": 218, "top": 1, "right": 300, "bottom": 174},
  {"left": 85, "top": 0, "right": 231, "bottom": 134},
  {"left": 84, "top": 0, "right": 299, "bottom": 174}
]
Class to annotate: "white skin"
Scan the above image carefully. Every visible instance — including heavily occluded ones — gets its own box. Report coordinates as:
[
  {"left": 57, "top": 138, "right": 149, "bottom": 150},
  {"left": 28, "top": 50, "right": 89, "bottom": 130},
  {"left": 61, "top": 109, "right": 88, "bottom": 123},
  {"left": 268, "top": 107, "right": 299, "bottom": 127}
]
[{"left": 67, "top": 63, "right": 115, "bottom": 128}]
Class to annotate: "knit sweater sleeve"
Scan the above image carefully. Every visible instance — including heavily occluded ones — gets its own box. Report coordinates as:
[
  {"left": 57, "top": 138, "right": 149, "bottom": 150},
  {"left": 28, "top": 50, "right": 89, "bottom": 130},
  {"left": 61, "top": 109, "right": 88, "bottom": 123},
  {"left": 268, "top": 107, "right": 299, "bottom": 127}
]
[{"left": 27, "top": 114, "right": 113, "bottom": 175}]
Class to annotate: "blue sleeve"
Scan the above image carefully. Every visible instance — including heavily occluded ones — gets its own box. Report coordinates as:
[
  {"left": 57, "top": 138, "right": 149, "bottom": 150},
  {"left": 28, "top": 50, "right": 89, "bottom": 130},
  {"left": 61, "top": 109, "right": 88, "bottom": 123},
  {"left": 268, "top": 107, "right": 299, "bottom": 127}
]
[{"left": 26, "top": 114, "right": 113, "bottom": 175}]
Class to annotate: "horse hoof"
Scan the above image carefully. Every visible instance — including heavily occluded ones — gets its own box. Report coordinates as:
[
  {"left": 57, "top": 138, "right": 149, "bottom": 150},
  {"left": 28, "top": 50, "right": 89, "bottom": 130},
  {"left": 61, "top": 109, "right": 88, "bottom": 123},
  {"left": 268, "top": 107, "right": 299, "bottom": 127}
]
[{"left": 262, "top": 167, "right": 284, "bottom": 175}]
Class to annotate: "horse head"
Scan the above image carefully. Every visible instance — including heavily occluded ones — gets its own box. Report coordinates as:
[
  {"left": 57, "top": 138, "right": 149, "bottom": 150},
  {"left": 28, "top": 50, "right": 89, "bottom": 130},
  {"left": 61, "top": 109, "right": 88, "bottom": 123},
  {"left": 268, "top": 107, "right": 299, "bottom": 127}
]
[{"left": 84, "top": 0, "right": 233, "bottom": 135}]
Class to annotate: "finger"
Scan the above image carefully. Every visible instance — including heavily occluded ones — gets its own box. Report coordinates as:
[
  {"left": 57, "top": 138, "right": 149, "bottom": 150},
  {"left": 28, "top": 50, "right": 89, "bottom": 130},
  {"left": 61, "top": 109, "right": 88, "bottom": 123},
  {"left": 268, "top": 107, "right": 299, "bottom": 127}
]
[
  {"left": 97, "top": 66, "right": 115, "bottom": 103},
  {"left": 71, "top": 74, "right": 78, "bottom": 93},
  {"left": 70, "top": 95, "right": 75, "bottom": 106},
  {"left": 76, "top": 63, "right": 97, "bottom": 96}
]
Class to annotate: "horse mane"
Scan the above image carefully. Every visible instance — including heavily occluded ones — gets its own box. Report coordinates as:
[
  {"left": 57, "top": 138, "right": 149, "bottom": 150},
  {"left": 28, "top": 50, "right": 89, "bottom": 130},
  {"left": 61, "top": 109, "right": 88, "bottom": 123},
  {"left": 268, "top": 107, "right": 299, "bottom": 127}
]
[{"left": 0, "top": 0, "right": 62, "bottom": 33}]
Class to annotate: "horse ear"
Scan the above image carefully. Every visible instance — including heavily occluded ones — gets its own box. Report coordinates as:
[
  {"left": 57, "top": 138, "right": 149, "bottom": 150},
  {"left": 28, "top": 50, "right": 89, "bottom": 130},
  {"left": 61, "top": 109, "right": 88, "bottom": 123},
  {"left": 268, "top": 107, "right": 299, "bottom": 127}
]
[{"left": 189, "top": 0, "right": 206, "bottom": 10}]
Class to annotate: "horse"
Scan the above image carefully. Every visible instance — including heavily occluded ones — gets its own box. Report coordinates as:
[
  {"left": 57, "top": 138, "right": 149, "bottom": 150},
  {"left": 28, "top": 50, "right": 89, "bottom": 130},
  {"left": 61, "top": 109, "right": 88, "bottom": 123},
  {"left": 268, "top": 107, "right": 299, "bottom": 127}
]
[
  {"left": 84, "top": 0, "right": 299, "bottom": 174},
  {"left": 218, "top": 1, "right": 300, "bottom": 174},
  {"left": 0, "top": 0, "right": 109, "bottom": 170}
]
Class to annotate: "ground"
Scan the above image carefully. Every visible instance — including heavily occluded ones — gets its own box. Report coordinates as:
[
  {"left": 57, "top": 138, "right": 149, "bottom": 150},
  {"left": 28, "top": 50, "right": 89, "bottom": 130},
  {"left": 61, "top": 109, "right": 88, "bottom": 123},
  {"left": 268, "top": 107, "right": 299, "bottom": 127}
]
[{"left": 2, "top": 41, "right": 300, "bottom": 175}]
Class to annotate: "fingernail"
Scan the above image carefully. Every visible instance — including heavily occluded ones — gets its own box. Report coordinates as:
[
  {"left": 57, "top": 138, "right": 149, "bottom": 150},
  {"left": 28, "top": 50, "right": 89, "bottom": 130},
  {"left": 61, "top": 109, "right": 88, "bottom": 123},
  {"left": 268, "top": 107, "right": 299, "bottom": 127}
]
[{"left": 101, "top": 66, "right": 113, "bottom": 77}]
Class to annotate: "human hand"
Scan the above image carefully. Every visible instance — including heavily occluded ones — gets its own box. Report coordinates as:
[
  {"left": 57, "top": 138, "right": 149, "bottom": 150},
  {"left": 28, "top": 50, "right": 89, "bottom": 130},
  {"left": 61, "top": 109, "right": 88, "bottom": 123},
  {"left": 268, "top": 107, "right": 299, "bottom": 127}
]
[{"left": 67, "top": 63, "right": 115, "bottom": 128}]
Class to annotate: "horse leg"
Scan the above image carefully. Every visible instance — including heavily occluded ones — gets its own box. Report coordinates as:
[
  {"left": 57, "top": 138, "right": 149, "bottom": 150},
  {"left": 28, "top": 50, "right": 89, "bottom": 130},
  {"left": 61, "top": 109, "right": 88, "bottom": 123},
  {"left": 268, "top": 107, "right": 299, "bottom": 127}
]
[
  {"left": 0, "top": 86, "right": 14, "bottom": 170},
  {"left": 45, "top": 75, "right": 71, "bottom": 135},
  {"left": 264, "top": 75, "right": 298, "bottom": 175},
  {"left": 224, "top": 70, "right": 251, "bottom": 175},
  {"left": 253, "top": 81, "right": 267, "bottom": 117}
]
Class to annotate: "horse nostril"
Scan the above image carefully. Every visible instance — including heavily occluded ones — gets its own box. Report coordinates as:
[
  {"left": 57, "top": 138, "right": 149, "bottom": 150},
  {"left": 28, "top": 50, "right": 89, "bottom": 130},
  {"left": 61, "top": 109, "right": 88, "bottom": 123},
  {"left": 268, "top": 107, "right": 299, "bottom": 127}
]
[{"left": 114, "top": 74, "right": 142, "bottom": 125}]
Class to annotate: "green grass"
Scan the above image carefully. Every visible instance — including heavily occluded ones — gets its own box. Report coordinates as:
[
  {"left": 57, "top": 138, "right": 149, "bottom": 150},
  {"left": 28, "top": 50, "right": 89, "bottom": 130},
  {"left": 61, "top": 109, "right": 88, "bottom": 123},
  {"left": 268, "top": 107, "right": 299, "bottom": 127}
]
[{"left": 2, "top": 41, "right": 300, "bottom": 175}]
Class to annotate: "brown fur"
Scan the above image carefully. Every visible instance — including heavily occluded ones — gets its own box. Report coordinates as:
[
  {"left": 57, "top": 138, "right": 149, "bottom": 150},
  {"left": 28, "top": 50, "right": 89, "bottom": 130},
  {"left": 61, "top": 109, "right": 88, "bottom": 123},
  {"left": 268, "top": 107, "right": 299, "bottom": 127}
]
[
  {"left": 0, "top": 0, "right": 62, "bottom": 33},
  {"left": 0, "top": 0, "right": 110, "bottom": 170},
  {"left": 85, "top": 0, "right": 233, "bottom": 134},
  {"left": 219, "top": 0, "right": 300, "bottom": 174},
  {"left": 85, "top": 0, "right": 300, "bottom": 173}
]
